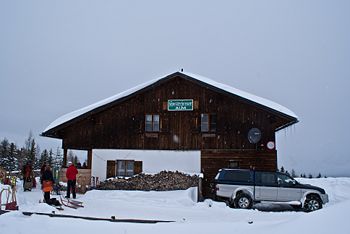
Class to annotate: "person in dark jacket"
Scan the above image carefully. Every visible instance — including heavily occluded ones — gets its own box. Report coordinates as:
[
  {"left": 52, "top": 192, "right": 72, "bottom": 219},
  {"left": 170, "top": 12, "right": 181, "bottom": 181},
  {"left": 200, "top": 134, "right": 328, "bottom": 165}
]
[
  {"left": 22, "top": 162, "right": 34, "bottom": 190},
  {"left": 41, "top": 165, "right": 54, "bottom": 203},
  {"left": 66, "top": 161, "right": 78, "bottom": 199}
]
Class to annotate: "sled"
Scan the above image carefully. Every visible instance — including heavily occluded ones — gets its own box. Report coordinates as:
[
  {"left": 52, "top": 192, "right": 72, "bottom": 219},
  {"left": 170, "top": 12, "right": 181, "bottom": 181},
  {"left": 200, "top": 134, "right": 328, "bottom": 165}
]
[
  {"left": 22, "top": 211, "right": 174, "bottom": 224},
  {"left": 39, "top": 198, "right": 64, "bottom": 211},
  {"left": 0, "top": 210, "right": 10, "bottom": 215},
  {"left": 0, "top": 186, "right": 18, "bottom": 211},
  {"left": 59, "top": 195, "right": 83, "bottom": 209}
]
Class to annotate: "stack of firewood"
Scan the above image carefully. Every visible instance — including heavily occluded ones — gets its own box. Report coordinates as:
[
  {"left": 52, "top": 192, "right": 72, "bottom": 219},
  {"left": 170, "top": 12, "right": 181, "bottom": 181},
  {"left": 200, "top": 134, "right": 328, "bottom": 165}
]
[{"left": 97, "top": 171, "right": 200, "bottom": 191}]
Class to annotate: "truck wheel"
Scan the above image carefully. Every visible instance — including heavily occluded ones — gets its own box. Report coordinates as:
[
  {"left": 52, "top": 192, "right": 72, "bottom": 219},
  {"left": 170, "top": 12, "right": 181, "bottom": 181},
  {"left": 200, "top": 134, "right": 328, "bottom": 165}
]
[
  {"left": 234, "top": 193, "right": 252, "bottom": 209},
  {"left": 304, "top": 195, "right": 322, "bottom": 212}
]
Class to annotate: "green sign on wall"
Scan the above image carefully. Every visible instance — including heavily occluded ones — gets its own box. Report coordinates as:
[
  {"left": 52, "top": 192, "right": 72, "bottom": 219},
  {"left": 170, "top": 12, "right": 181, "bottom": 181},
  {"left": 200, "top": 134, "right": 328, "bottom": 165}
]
[{"left": 168, "top": 99, "right": 193, "bottom": 111}]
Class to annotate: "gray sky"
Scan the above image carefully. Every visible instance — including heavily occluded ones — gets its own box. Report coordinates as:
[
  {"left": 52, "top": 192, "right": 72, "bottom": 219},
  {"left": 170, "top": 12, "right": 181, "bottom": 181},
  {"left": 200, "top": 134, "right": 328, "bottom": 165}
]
[{"left": 1, "top": 0, "right": 349, "bottom": 176}]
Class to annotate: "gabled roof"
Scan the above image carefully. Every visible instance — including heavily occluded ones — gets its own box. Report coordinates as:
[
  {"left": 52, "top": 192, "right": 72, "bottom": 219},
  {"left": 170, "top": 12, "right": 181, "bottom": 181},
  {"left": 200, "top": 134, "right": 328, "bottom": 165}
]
[{"left": 42, "top": 71, "right": 298, "bottom": 137}]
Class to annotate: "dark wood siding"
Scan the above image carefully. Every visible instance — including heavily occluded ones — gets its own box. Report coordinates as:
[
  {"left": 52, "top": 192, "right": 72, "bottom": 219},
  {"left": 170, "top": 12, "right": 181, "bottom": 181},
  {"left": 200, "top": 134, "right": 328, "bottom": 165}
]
[
  {"left": 61, "top": 76, "right": 285, "bottom": 152},
  {"left": 201, "top": 149, "right": 277, "bottom": 197}
]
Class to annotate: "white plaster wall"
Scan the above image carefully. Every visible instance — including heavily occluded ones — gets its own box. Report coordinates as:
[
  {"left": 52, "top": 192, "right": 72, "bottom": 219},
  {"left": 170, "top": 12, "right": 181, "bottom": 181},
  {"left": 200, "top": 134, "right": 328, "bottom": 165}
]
[{"left": 92, "top": 149, "right": 201, "bottom": 181}]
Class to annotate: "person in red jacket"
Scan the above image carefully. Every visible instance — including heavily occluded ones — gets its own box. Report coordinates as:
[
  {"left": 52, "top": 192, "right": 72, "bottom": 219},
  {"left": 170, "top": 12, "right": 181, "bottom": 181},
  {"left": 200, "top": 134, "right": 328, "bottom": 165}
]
[{"left": 65, "top": 161, "right": 78, "bottom": 199}]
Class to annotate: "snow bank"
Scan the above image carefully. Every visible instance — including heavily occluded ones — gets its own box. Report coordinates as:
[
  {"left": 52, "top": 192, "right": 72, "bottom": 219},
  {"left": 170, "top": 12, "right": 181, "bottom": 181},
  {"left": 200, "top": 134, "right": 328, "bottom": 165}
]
[
  {"left": 1, "top": 178, "right": 350, "bottom": 234},
  {"left": 297, "top": 177, "right": 350, "bottom": 206}
]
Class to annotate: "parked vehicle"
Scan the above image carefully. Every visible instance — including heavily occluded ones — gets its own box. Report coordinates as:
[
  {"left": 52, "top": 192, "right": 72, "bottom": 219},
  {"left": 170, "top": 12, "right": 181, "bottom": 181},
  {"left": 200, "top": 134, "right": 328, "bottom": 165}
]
[{"left": 214, "top": 169, "right": 329, "bottom": 212}]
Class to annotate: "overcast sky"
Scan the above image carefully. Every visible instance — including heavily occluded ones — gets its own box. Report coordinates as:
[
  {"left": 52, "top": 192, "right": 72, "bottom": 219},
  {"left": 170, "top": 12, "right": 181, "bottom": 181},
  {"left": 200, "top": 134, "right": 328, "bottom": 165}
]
[{"left": 1, "top": 1, "right": 349, "bottom": 176}]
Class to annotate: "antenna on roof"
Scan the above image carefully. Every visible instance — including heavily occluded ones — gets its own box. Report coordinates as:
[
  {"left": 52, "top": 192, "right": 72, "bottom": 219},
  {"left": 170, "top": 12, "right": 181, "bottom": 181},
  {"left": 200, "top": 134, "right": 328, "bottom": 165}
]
[{"left": 180, "top": 68, "right": 183, "bottom": 72}]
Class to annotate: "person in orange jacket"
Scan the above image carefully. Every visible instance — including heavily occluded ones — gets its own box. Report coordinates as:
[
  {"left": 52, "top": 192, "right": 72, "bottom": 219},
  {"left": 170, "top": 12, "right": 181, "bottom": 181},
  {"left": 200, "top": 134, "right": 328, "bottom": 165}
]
[
  {"left": 66, "top": 161, "right": 78, "bottom": 199},
  {"left": 41, "top": 165, "right": 54, "bottom": 203}
]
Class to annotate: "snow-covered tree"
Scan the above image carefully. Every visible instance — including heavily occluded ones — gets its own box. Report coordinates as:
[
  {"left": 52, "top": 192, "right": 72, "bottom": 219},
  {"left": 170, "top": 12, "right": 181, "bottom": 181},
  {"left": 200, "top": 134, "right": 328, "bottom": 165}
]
[
  {"left": 48, "top": 149, "right": 54, "bottom": 166},
  {"left": 0, "top": 139, "right": 19, "bottom": 171},
  {"left": 7, "top": 142, "right": 17, "bottom": 171},
  {"left": 54, "top": 147, "right": 63, "bottom": 168},
  {"left": 39, "top": 149, "right": 49, "bottom": 167},
  {"left": 0, "top": 138, "right": 10, "bottom": 170}
]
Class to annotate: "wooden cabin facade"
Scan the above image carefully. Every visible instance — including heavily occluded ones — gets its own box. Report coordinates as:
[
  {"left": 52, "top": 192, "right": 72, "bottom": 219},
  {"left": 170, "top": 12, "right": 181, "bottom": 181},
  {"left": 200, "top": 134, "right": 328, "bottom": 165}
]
[{"left": 42, "top": 72, "right": 298, "bottom": 197}]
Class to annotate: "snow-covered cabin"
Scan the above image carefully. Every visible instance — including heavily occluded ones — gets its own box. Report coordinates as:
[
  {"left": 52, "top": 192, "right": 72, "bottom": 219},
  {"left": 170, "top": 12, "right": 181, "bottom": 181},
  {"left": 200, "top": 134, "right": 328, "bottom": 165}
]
[{"left": 42, "top": 71, "right": 298, "bottom": 197}]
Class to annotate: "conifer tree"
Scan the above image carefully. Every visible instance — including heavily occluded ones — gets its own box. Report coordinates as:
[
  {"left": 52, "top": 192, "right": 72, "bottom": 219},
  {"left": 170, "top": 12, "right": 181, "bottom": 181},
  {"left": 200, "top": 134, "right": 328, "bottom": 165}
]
[
  {"left": 0, "top": 138, "right": 18, "bottom": 171},
  {"left": 48, "top": 149, "right": 54, "bottom": 166},
  {"left": 0, "top": 138, "right": 10, "bottom": 170},
  {"left": 67, "top": 150, "right": 74, "bottom": 164},
  {"left": 39, "top": 149, "right": 49, "bottom": 167},
  {"left": 291, "top": 169, "right": 297, "bottom": 178},
  {"left": 8, "top": 142, "right": 17, "bottom": 171},
  {"left": 73, "top": 155, "right": 79, "bottom": 165},
  {"left": 54, "top": 147, "right": 63, "bottom": 168},
  {"left": 280, "top": 166, "right": 285, "bottom": 173}
]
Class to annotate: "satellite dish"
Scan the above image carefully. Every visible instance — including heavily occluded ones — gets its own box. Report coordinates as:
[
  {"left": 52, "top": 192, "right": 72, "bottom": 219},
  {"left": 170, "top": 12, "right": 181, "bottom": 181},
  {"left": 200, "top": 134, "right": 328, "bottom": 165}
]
[{"left": 248, "top": 128, "right": 262, "bottom": 144}]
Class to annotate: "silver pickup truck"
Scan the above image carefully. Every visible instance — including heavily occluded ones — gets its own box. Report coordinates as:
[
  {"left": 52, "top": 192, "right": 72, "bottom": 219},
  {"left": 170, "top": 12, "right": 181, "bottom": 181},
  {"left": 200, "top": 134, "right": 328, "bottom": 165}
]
[{"left": 214, "top": 168, "right": 329, "bottom": 212}]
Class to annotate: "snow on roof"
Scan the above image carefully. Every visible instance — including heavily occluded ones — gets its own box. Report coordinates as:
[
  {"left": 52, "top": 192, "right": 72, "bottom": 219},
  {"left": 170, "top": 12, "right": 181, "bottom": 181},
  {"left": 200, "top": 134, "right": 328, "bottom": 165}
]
[
  {"left": 181, "top": 71, "right": 298, "bottom": 119},
  {"left": 43, "top": 77, "right": 161, "bottom": 132},
  {"left": 44, "top": 71, "right": 297, "bottom": 133}
]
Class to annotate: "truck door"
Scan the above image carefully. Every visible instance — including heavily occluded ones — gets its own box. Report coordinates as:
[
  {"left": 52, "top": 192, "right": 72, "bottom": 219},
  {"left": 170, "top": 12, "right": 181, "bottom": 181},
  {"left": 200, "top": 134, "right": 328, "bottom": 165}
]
[
  {"left": 276, "top": 173, "right": 302, "bottom": 202},
  {"left": 254, "top": 172, "right": 278, "bottom": 201}
]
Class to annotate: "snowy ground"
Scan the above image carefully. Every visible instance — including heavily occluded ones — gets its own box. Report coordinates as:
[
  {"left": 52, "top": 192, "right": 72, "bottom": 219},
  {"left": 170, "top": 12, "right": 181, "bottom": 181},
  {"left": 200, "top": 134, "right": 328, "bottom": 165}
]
[{"left": 1, "top": 177, "right": 350, "bottom": 234}]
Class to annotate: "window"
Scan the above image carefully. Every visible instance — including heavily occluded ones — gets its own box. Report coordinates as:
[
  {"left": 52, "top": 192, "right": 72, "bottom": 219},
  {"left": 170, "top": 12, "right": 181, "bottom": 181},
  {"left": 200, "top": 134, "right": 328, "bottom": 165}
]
[
  {"left": 277, "top": 173, "right": 296, "bottom": 186},
  {"left": 145, "top": 114, "right": 160, "bottom": 132},
  {"left": 255, "top": 172, "right": 277, "bottom": 186},
  {"left": 201, "top": 114, "right": 209, "bottom": 132},
  {"left": 223, "top": 170, "right": 252, "bottom": 182},
  {"left": 201, "top": 113, "right": 217, "bottom": 132},
  {"left": 116, "top": 160, "right": 134, "bottom": 177}
]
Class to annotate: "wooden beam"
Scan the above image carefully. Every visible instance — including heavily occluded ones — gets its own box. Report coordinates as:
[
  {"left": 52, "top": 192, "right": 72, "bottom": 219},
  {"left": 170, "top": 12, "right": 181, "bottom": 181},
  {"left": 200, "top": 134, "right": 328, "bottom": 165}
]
[
  {"left": 87, "top": 149, "right": 92, "bottom": 169},
  {"left": 63, "top": 148, "right": 67, "bottom": 167}
]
